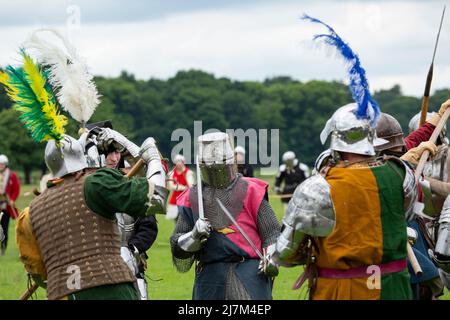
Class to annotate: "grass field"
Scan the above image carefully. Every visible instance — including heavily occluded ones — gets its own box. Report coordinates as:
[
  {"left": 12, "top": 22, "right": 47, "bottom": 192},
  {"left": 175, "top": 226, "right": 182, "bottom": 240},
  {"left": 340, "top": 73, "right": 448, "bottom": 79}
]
[
  {"left": 1, "top": 174, "right": 448, "bottom": 300},
  {"left": 0, "top": 175, "right": 308, "bottom": 300}
]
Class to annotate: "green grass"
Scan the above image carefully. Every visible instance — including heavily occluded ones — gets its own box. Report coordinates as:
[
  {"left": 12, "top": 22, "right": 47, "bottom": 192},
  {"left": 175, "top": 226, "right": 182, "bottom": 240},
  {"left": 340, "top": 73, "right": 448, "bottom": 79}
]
[
  {"left": 1, "top": 175, "right": 448, "bottom": 300},
  {"left": 0, "top": 176, "right": 306, "bottom": 300}
]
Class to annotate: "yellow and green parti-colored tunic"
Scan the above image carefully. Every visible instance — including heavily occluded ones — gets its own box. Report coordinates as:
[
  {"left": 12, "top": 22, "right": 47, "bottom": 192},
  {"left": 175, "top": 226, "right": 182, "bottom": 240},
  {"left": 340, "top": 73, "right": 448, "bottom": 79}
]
[{"left": 313, "top": 160, "right": 413, "bottom": 300}]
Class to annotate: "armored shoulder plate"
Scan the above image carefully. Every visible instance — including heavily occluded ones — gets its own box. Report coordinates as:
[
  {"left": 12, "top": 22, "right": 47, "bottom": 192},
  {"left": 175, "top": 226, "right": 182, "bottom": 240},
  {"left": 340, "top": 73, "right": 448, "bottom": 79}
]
[
  {"left": 272, "top": 174, "right": 335, "bottom": 266},
  {"left": 283, "top": 174, "right": 335, "bottom": 237},
  {"left": 279, "top": 164, "right": 286, "bottom": 173}
]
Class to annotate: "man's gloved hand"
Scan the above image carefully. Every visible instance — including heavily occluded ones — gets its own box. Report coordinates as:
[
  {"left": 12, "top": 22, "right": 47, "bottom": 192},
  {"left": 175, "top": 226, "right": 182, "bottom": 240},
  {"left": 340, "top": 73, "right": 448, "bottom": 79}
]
[
  {"left": 177, "top": 218, "right": 212, "bottom": 252},
  {"left": 407, "top": 227, "right": 418, "bottom": 246},
  {"left": 427, "top": 99, "right": 450, "bottom": 126},
  {"left": 258, "top": 244, "right": 279, "bottom": 277},
  {"left": 438, "top": 99, "right": 450, "bottom": 117},
  {"left": 274, "top": 187, "right": 282, "bottom": 195},
  {"left": 97, "top": 128, "right": 140, "bottom": 157},
  {"left": 139, "top": 138, "right": 160, "bottom": 164},
  {"left": 400, "top": 141, "right": 437, "bottom": 165},
  {"left": 192, "top": 218, "right": 212, "bottom": 242}
]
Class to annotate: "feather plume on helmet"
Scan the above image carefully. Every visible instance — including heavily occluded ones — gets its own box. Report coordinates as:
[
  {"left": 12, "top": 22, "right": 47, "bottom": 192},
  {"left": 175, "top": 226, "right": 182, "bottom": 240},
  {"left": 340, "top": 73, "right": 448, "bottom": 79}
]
[
  {"left": 0, "top": 51, "right": 67, "bottom": 144},
  {"left": 302, "top": 14, "right": 386, "bottom": 156},
  {"left": 22, "top": 29, "right": 101, "bottom": 130}
]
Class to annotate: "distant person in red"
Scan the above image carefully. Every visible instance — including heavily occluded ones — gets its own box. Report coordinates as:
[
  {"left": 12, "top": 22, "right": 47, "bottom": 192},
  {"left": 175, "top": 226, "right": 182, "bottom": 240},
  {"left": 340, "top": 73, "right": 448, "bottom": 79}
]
[
  {"left": 167, "top": 155, "right": 194, "bottom": 220},
  {"left": 0, "top": 154, "right": 20, "bottom": 255}
]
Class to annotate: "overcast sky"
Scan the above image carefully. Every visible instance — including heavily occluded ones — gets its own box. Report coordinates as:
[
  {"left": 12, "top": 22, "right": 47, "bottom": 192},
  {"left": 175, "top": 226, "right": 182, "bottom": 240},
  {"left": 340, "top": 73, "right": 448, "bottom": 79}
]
[{"left": 0, "top": 0, "right": 449, "bottom": 97}]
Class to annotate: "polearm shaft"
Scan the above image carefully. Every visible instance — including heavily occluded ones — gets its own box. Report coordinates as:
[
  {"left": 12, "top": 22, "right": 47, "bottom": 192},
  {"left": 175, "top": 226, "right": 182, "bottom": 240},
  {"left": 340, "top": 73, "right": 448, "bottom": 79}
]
[
  {"left": 419, "top": 6, "right": 446, "bottom": 125},
  {"left": 20, "top": 283, "right": 39, "bottom": 301},
  {"left": 415, "top": 108, "right": 450, "bottom": 181}
]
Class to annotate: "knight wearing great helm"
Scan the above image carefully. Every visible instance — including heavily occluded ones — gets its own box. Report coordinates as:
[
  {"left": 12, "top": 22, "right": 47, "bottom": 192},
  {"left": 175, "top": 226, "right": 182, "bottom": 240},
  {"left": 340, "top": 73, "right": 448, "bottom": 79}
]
[{"left": 170, "top": 132, "right": 280, "bottom": 300}]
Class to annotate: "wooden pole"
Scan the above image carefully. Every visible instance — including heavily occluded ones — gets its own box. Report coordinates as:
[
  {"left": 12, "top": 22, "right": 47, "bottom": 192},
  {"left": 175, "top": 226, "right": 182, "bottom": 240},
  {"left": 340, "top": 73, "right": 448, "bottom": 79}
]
[
  {"left": 407, "top": 242, "right": 423, "bottom": 277},
  {"left": 415, "top": 108, "right": 450, "bottom": 181}
]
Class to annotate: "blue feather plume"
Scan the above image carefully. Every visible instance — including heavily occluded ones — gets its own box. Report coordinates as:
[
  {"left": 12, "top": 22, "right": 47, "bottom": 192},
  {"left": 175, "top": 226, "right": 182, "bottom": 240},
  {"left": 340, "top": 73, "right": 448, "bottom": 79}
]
[{"left": 302, "top": 14, "right": 380, "bottom": 126}]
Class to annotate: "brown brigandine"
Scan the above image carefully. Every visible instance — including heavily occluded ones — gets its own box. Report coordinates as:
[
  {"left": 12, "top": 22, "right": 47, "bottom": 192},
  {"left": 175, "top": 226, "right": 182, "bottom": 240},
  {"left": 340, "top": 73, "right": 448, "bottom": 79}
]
[{"left": 29, "top": 171, "right": 135, "bottom": 300}]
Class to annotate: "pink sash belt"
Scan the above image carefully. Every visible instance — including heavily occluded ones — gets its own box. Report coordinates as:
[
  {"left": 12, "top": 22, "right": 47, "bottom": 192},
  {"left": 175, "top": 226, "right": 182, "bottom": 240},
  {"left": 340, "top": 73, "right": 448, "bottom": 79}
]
[{"left": 318, "top": 259, "right": 407, "bottom": 279}]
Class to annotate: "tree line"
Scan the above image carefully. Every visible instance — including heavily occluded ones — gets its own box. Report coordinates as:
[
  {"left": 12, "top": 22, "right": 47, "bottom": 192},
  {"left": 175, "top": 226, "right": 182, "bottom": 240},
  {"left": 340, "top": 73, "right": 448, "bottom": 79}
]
[{"left": 0, "top": 69, "right": 449, "bottom": 183}]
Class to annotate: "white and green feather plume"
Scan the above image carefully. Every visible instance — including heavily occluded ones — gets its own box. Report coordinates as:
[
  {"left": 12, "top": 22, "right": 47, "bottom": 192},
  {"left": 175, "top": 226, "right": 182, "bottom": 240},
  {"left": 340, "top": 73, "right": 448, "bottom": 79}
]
[{"left": 23, "top": 29, "right": 100, "bottom": 126}]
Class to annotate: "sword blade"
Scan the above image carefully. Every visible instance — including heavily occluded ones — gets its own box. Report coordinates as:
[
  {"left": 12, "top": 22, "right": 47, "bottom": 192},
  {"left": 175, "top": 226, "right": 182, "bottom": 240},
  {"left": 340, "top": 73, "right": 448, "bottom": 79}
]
[
  {"left": 196, "top": 155, "right": 205, "bottom": 220},
  {"left": 216, "top": 198, "right": 264, "bottom": 260}
]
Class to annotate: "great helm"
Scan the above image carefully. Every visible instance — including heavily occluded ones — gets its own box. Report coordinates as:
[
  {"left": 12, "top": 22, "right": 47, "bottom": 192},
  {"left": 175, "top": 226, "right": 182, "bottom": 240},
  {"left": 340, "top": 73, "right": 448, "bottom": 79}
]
[
  {"left": 320, "top": 103, "right": 386, "bottom": 156},
  {"left": 45, "top": 134, "right": 88, "bottom": 178},
  {"left": 198, "top": 132, "right": 237, "bottom": 188},
  {"left": 375, "top": 112, "right": 405, "bottom": 152}
]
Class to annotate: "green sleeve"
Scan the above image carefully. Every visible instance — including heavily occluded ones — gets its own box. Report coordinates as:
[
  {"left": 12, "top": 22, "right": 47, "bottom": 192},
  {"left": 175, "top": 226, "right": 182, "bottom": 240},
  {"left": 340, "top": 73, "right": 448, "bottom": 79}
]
[{"left": 84, "top": 168, "right": 149, "bottom": 220}]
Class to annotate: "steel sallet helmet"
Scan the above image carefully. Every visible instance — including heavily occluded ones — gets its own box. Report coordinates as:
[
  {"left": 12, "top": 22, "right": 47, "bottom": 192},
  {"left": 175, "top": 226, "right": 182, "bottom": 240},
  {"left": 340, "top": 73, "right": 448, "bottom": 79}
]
[
  {"left": 198, "top": 132, "right": 237, "bottom": 188},
  {"left": 45, "top": 134, "right": 88, "bottom": 178},
  {"left": 320, "top": 103, "right": 386, "bottom": 156},
  {"left": 375, "top": 112, "right": 406, "bottom": 152}
]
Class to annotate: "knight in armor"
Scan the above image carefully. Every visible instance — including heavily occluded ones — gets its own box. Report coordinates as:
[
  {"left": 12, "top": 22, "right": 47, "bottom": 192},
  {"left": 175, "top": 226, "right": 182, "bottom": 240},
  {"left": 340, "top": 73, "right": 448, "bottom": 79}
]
[
  {"left": 0, "top": 33, "right": 166, "bottom": 300},
  {"left": 0, "top": 154, "right": 20, "bottom": 255},
  {"left": 16, "top": 133, "right": 167, "bottom": 300},
  {"left": 404, "top": 101, "right": 450, "bottom": 293},
  {"left": 375, "top": 112, "right": 446, "bottom": 299},
  {"left": 167, "top": 154, "right": 195, "bottom": 220},
  {"left": 268, "top": 15, "right": 419, "bottom": 300},
  {"left": 274, "top": 151, "right": 309, "bottom": 210},
  {"left": 235, "top": 146, "right": 254, "bottom": 178},
  {"left": 270, "top": 102, "right": 420, "bottom": 299},
  {"left": 170, "top": 132, "right": 280, "bottom": 300},
  {"left": 94, "top": 126, "right": 161, "bottom": 300}
]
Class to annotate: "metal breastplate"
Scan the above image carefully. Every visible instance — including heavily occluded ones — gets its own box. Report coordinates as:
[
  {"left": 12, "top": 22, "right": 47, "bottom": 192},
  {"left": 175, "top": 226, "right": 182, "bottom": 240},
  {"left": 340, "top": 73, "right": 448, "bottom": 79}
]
[
  {"left": 116, "top": 213, "right": 136, "bottom": 247},
  {"left": 189, "top": 174, "right": 248, "bottom": 230},
  {"left": 29, "top": 171, "right": 135, "bottom": 300}
]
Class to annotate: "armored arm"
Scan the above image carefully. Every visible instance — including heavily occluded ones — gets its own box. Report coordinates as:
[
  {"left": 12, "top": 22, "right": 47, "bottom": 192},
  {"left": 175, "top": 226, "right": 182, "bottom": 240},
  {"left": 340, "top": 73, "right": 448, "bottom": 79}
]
[
  {"left": 401, "top": 160, "right": 419, "bottom": 221},
  {"left": 97, "top": 128, "right": 141, "bottom": 165},
  {"left": 129, "top": 215, "right": 158, "bottom": 254},
  {"left": 139, "top": 138, "right": 169, "bottom": 215},
  {"left": 177, "top": 218, "right": 212, "bottom": 253},
  {"left": 256, "top": 199, "right": 281, "bottom": 277},
  {"left": 270, "top": 175, "right": 335, "bottom": 267},
  {"left": 170, "top": 208, "right": 211, "bottom": 273},
  {"left": 425, "top": 176, "right": 450, "bottom": 199},
  {"left": 431, "top": 195, "right": 450, "bottom": 273}
]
